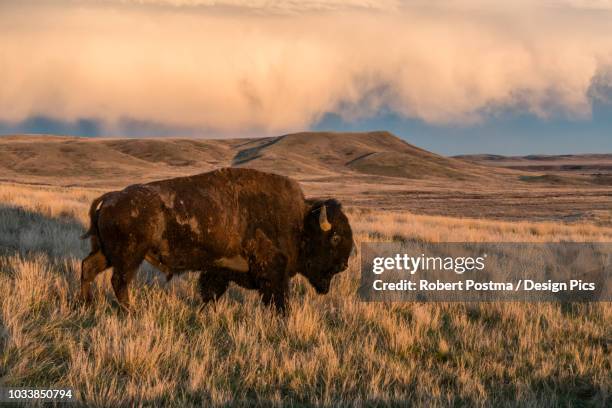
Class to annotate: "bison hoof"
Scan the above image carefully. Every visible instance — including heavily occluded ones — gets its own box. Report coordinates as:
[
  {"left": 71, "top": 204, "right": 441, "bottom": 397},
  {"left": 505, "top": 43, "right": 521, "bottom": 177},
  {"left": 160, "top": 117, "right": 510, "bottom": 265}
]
[
  {"left": 200, "top": 292, "right": 220, "bottom": 304},
  {"left": 115, "top": 302, "right": 132, "bottom": 314},
  {"left": 79, "top": 287, "right": 94, "bottom": 304},
  {"left": 198, "top": 301, "right": 218, "bottom": 314}
]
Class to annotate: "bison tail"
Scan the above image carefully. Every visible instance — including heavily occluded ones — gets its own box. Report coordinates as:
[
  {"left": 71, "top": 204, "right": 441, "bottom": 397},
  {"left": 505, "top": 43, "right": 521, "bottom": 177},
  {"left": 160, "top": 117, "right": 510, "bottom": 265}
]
[{"left": 81, "top": 194, "right": 107, "bottom": 240}]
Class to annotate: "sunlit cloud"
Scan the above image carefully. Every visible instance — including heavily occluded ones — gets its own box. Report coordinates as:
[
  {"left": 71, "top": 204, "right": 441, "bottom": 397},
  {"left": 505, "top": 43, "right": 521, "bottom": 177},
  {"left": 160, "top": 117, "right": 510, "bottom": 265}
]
[
  {"left": 113, "top": 0, "right": 401, "bottom": 13},
  {"left": 1, "top": 1, "right": 611, "bottom": 136}
]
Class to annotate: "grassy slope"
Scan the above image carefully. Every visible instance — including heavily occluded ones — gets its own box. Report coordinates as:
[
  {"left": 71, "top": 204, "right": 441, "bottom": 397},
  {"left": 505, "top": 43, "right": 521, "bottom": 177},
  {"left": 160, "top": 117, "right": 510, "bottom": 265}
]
[
  {"left": 0, "top": 183, "right": 610, "bottom": 406},
  {"left": 0, "top": 132, "right": 489, "bottom": 186}
]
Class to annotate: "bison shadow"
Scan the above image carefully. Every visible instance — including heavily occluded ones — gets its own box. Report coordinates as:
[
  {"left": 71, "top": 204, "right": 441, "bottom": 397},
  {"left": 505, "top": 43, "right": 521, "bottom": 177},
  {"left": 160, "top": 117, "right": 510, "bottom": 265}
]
[
  {"left": 0, "top": 204, "right": 202, "bottom": 295},
  {"left": 0, "top": 204, "right": 255, "bottom": 306},
  {"left": 0, "top": 204, "right": 89, "bottom": 259}
]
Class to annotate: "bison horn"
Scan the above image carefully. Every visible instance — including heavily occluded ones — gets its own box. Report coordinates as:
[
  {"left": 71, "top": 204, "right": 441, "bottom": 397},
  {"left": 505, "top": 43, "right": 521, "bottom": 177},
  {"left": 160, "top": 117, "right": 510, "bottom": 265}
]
[{"left": 319, "top": 205, "right": 332, "bottom": 232}]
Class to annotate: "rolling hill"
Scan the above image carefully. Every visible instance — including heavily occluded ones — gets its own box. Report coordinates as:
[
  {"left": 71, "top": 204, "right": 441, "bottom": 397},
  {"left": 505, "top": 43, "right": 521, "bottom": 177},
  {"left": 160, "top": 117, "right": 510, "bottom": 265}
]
[
  {"left": 1, "top": 131, "right": 610, "bottom": 221},
  {"left": 455, "top": 153, "right": 612, "bottom": 186},
  {"left": 456, "top": 153, "right": 612, "bottom": 174},
  {"left": 0, "top": 131, "right": 488, "bottom": 187}
]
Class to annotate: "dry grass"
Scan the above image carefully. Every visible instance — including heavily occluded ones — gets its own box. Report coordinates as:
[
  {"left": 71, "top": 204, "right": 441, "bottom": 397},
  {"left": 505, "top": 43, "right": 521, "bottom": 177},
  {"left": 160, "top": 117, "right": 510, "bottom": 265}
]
[
  {"left": 350, "top": 209, "right": 612, "bottom": 243},
  {"left": 0, "top": 183, "right": 610, "bottom": 406}
]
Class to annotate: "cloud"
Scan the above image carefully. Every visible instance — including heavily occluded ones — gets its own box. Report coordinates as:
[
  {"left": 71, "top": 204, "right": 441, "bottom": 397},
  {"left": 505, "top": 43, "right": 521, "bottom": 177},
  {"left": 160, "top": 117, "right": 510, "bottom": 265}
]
[
  {"left": 107, "top": 0, "right": 612, "bottom": 13},
  {"left": 113, "top": 0, "right": 401, "bottom": 13},
  {"left": 561, "top": 0, "right": 612, "bottom": 10},
  {"left": 1, "top": 1, "right": 611, "bottom": 136}
]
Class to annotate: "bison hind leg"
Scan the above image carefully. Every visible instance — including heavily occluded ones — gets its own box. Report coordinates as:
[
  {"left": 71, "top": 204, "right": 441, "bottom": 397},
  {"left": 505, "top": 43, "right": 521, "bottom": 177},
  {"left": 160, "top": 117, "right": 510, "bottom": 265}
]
[
  {"left": 107, "top": 249, "right": 146, "bottom": 310},
  {"left": 80, "top": 251, "right": 108, "bottom": 303},
  {"left": 111, "top": 266, "right": 139, "bottom": 310}
]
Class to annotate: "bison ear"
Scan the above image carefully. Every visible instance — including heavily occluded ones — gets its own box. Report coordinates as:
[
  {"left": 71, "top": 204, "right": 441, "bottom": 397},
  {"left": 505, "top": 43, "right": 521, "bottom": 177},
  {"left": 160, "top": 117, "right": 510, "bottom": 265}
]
[{"left": 319, "top": 205, "right": 332, "bottom": 232}]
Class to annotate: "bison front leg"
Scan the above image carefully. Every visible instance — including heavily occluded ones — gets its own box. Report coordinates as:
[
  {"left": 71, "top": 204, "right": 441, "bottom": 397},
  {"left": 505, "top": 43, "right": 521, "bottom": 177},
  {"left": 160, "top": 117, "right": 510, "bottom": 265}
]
[
  {"left": 198, "top": 269, "right": 230, "bottom": 304},
  {"left": 246, "top": 229, "right": 289, "bottom": 314},
  {"left": 260, "top": 272, "right": 289, "bottom": 313}
]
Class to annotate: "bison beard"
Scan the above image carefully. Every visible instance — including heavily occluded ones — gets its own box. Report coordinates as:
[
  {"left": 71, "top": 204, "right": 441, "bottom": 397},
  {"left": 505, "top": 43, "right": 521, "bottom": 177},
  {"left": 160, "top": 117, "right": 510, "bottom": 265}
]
[{"left": 80, "top": 168, "right": 353, "bottom": 313}]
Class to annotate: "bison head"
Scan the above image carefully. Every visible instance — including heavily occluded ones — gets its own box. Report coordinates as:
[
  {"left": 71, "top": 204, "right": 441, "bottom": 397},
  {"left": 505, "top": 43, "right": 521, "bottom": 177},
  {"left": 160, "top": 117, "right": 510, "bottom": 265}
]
[{"left": 300, "top": 199, "right": 354, "bottom": 294}]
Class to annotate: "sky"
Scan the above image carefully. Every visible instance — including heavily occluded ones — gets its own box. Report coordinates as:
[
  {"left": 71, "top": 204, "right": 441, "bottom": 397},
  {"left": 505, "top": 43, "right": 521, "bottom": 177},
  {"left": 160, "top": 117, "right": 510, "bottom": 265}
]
[{"left": 1, "top": 0, "right": 612, "bottom": 155}]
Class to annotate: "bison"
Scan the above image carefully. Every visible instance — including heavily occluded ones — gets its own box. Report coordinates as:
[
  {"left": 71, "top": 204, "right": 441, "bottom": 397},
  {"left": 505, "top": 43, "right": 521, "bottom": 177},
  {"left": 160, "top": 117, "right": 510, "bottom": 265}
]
[{"left": 80, "top": 168, "right": 354, "bottom": 312}]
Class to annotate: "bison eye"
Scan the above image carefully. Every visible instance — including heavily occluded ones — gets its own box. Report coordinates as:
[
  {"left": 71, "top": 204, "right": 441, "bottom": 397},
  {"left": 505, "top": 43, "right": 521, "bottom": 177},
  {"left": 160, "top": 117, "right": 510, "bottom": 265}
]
[{"left": 331, "top": 234, "right": 341, "bottom": 246}]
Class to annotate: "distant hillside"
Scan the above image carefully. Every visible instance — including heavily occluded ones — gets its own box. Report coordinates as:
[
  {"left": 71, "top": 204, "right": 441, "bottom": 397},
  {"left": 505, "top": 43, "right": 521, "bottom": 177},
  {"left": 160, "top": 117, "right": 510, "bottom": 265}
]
[
  {"left": 0, "top": 131, "right": 488, "bottom": 187},
  {"left": 456, "top": 153, "right": 612, "bottom": 173},
  {"left": 2, "top": 132, "right": 610, "bottom": 220},
  {"left": 231, "top": 132, "right": 480, "bottom": 180}
]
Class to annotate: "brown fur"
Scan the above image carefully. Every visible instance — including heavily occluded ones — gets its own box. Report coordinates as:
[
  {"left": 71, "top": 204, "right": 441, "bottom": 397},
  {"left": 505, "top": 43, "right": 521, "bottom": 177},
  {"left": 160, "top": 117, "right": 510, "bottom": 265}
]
[{"left": 80, "top": 168, "right": 353, "bottom": 312}]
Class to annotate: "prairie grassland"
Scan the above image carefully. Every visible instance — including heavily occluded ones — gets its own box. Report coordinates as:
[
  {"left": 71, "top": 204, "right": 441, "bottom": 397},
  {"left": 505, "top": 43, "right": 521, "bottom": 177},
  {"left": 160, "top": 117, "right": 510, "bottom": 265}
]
[{"left": 0, "top": 183, "right": 610, "bottom": 406}]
